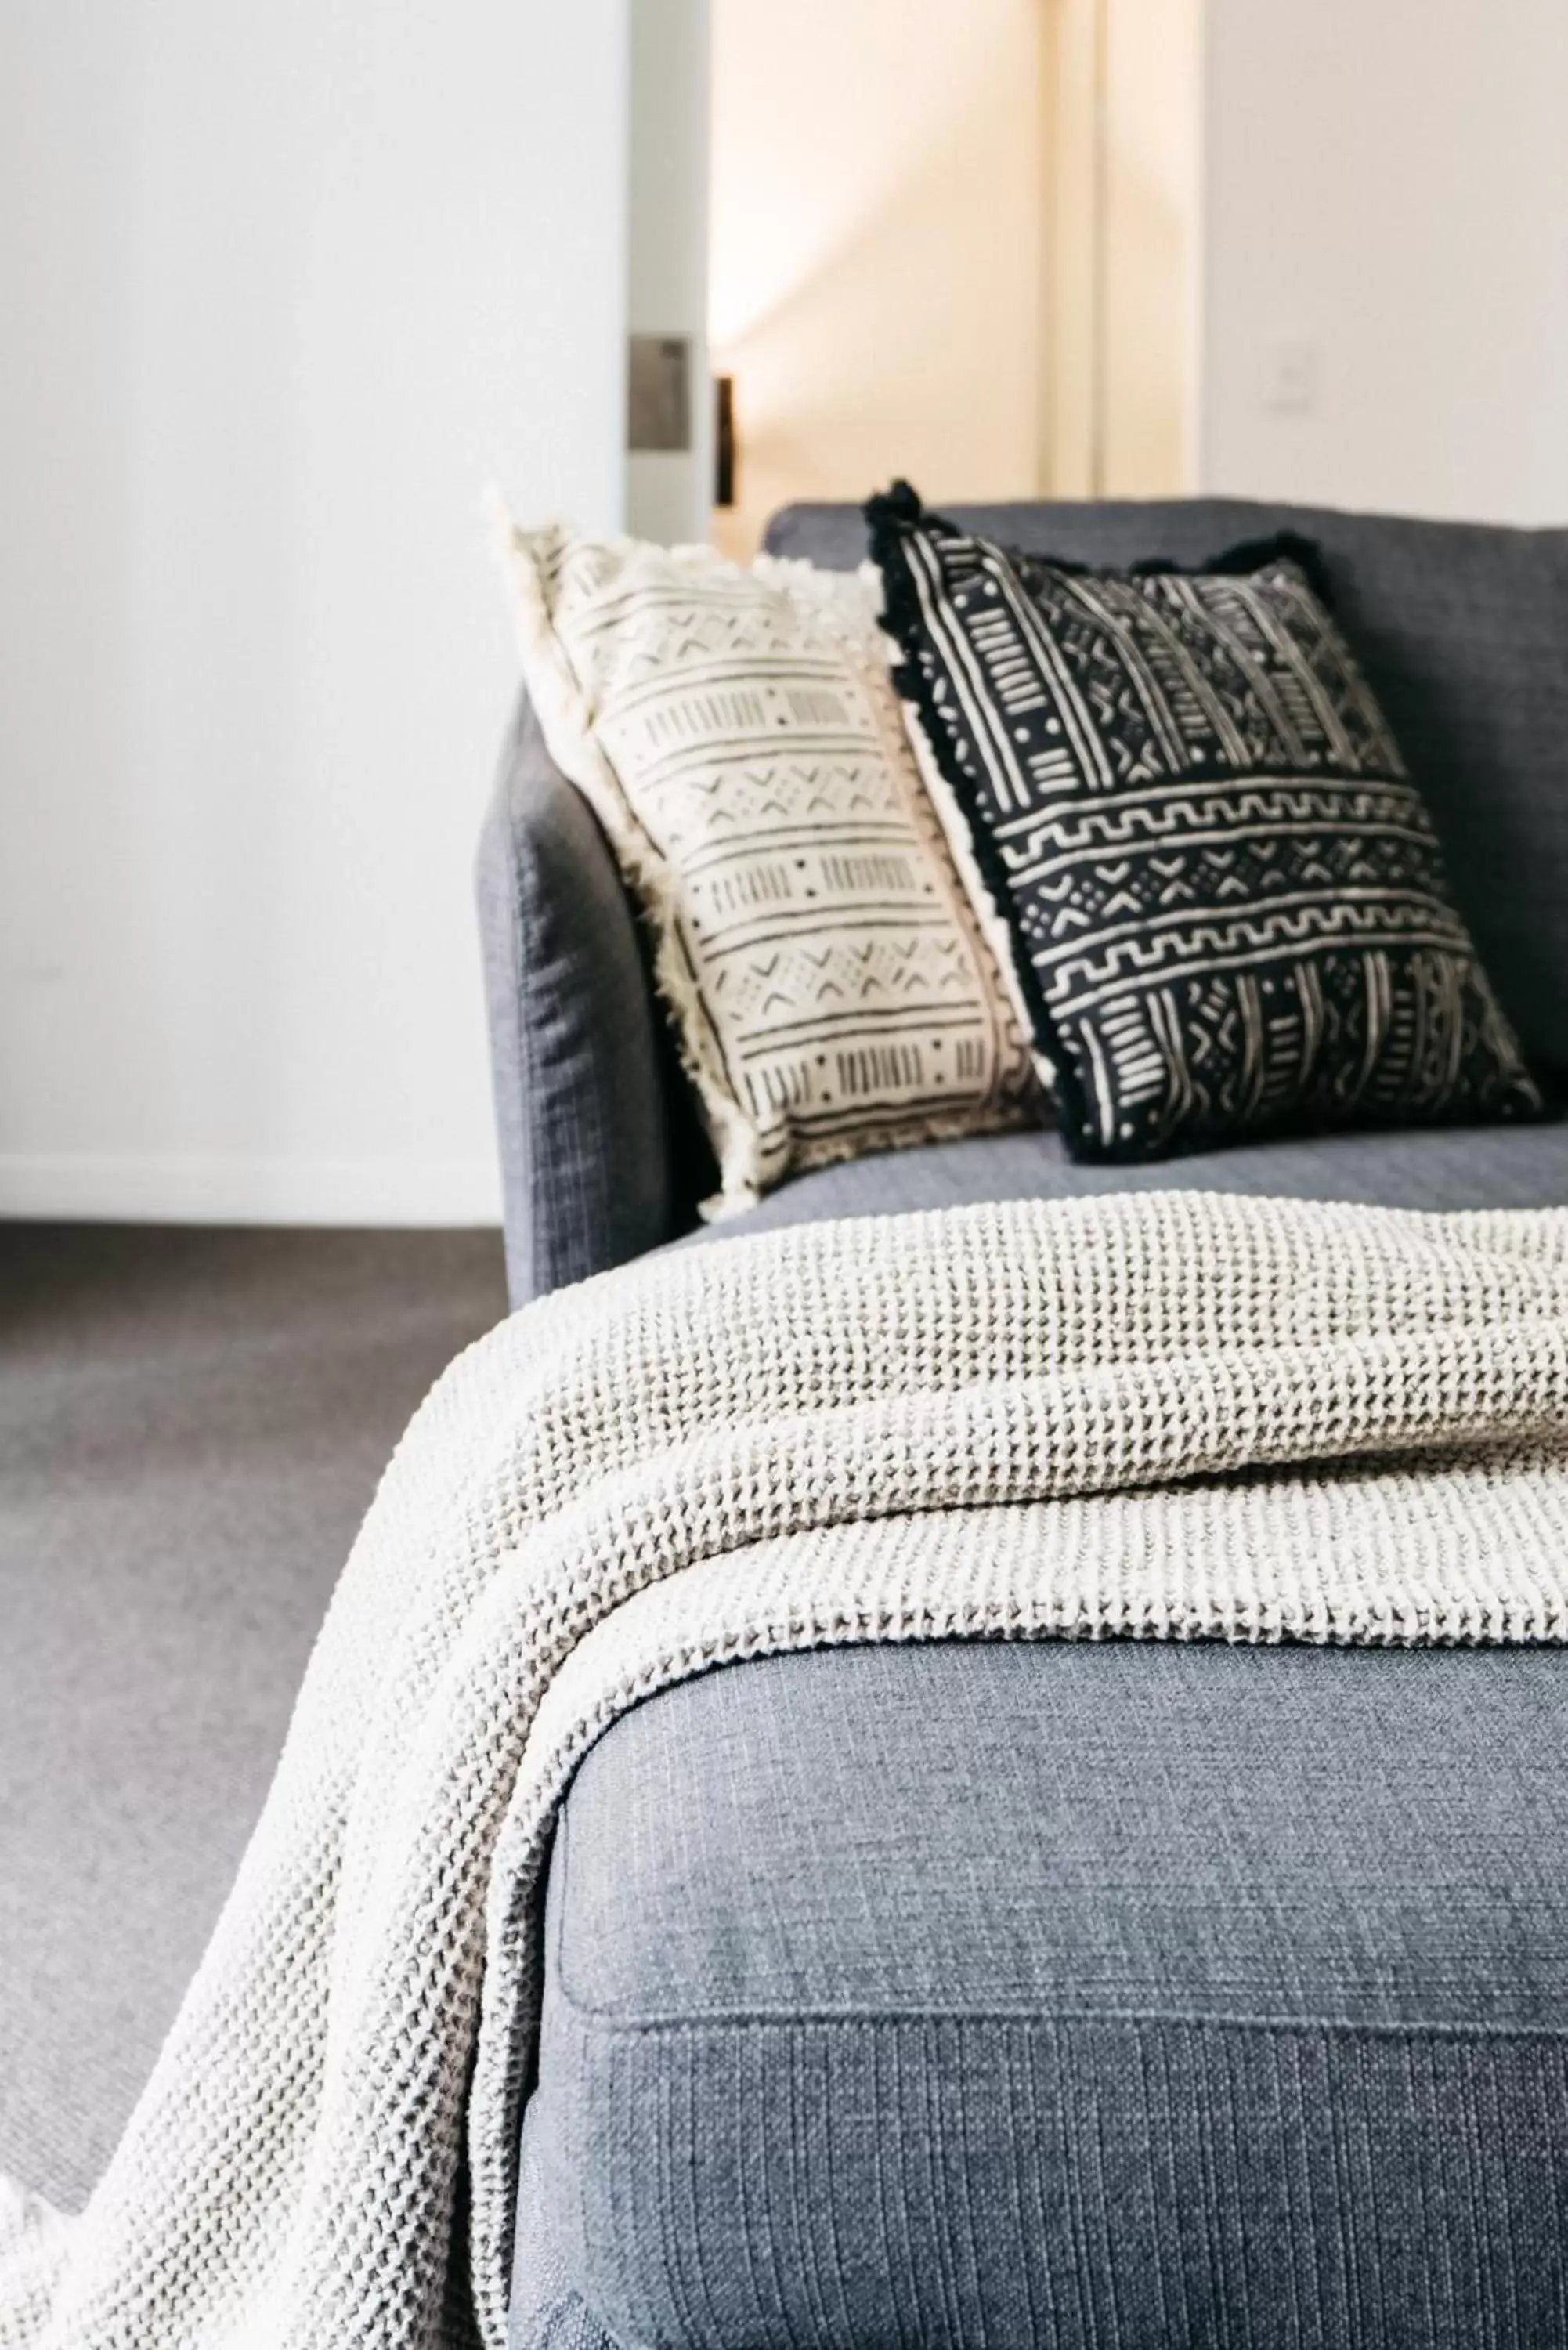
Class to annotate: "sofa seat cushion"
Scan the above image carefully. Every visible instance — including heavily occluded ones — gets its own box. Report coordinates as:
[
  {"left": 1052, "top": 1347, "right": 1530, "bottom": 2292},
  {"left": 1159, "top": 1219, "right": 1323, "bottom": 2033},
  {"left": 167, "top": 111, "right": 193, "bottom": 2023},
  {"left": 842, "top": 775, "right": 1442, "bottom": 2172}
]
[
  {"left": 674, "top": 1114, "right": 1568, "bottom": 1247},
  {"left": 511, "top": 1640, "right": 1568, "bottom": 2350}
]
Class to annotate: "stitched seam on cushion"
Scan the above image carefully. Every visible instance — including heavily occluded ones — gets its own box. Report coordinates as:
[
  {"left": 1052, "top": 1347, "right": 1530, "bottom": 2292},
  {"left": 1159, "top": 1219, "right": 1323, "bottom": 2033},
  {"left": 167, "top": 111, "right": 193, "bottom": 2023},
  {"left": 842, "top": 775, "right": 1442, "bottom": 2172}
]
[
  {"left": 548, "top": 1799, "right": 573, "bottom": 2002},
  {"left": 508, "top": 750, "right": 549, "bottom": 1300},
  {"left": 554, "top": 2001, "right": 1568, "bottom": 2045}
]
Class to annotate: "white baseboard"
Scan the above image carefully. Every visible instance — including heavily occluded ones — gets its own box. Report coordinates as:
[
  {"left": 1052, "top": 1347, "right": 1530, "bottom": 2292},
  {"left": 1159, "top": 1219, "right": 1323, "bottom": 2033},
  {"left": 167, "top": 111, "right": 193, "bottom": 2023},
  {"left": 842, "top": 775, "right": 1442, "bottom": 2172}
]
[{"left": 0, "top": 1152, "right": 503, "bottom": 1228}]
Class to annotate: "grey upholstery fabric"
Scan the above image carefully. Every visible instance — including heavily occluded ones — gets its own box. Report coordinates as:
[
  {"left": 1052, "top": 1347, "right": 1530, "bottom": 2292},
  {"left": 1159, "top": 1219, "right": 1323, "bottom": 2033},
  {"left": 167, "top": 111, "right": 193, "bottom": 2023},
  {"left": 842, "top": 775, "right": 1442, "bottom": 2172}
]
[
  {"left": 486, "top": 497, "right": 1568, "bottom": 2340},
  {"left": 476, "top": 695, "right": 674, "bottom": 1305},
  {"left": 768, "top": 497, "right": 1568, "bottom": 1086},
  {"left": 511, "top": 1641, "right": 1568, "bottom": 2349},
  {"left": 675, "top": 1116, "right": 1568, "bottom": 1247}
]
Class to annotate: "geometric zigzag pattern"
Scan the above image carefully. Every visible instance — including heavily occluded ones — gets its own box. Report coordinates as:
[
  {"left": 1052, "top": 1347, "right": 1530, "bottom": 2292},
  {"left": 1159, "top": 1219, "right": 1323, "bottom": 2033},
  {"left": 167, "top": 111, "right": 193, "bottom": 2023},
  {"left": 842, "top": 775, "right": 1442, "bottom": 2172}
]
[
  {"left": 871, "top": 488, "right": 1542, "bottom": 1162},
  {"left": 502, "top": 525, "right": 1038, "bottom": 1209}
]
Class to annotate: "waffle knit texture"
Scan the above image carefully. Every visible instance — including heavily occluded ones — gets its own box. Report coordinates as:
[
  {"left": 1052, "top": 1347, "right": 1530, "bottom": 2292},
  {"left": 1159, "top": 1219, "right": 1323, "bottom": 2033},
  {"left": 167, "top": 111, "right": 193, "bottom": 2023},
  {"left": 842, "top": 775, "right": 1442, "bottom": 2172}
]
[{"left": 5, "top": 1191, "right": 1568, "bottom": 2349}]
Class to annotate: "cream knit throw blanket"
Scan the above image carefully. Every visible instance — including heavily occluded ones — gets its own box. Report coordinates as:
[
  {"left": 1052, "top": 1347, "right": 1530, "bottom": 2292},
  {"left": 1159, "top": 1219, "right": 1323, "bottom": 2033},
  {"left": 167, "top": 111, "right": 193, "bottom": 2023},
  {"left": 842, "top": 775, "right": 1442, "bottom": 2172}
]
[{"left": 6, "top": 1193, "right": 1568, "bottom": 2350}]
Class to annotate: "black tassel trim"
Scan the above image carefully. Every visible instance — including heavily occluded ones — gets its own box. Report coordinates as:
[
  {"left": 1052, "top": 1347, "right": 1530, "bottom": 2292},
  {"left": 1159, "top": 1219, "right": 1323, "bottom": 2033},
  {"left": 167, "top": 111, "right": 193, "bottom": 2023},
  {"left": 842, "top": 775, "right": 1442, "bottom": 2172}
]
[
  {"left": 864, "top": 482, "right": 1337, "bottom": 608},
  {"left": 1167, "top": 529, "right": 1339, "bottom": 611}
]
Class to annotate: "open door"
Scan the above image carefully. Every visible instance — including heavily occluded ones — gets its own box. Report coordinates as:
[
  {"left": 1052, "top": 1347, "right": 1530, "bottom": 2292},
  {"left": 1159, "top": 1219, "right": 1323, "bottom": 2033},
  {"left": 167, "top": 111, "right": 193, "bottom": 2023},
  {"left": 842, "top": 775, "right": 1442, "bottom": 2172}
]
[{"left": 627, "top": 0, "right": 1202, "bottom": 549}]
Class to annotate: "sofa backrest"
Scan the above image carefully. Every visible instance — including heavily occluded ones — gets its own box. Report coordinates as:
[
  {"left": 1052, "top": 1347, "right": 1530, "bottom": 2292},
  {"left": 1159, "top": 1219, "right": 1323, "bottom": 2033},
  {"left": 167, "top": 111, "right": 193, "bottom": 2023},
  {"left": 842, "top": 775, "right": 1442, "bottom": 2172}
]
[{"left": 768, "top": 497, "right": 1568, "bottom": 1083}]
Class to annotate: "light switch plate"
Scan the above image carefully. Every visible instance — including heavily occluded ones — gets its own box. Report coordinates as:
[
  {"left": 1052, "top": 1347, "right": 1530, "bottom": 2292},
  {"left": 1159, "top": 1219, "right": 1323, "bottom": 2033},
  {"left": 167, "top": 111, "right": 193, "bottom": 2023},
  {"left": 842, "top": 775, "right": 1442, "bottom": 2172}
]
[{"left": 1262, "top": 340, "right": 1319, "bottom": 417}]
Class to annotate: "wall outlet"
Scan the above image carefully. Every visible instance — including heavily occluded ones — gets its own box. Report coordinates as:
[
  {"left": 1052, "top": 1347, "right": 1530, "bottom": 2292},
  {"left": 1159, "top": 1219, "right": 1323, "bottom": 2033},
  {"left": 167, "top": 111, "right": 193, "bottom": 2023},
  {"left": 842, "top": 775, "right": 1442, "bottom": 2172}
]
[{"left": 1262, "top": 340, "right": 1319, "bottom": 417}]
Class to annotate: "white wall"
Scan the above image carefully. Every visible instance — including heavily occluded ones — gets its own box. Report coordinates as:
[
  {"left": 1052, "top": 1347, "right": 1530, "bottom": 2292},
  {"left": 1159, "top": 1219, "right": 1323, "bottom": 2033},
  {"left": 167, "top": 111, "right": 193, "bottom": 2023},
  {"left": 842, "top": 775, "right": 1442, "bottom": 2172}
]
[
  {"left": 1202, "top": 0, "right": 1568, "bottom": 523},
  {"left": 0, "top": 0, "right": 628, "bottom": 1226}
]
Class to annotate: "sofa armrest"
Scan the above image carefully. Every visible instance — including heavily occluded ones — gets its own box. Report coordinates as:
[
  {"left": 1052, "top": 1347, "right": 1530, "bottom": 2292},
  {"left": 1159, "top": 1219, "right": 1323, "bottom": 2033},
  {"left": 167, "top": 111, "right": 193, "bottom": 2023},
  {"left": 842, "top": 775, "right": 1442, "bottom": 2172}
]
[{"left": 476, "top": 692, "right": 674, "bottom": 1309}]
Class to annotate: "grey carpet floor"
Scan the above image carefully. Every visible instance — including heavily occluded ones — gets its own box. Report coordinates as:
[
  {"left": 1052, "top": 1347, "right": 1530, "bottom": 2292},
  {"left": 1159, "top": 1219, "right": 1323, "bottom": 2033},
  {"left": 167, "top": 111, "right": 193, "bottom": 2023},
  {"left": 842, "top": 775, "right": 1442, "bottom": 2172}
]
[{"left": 0, "top": 1223, "right": 508, "bottom": 2211}]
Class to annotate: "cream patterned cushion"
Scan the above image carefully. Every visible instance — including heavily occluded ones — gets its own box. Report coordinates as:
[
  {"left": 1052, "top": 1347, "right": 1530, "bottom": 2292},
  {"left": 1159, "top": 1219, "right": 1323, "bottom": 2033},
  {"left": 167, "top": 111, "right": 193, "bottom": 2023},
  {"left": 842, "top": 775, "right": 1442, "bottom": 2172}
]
[{"left": 496, "top": 520, "right": 1038, "bottom": 1213}]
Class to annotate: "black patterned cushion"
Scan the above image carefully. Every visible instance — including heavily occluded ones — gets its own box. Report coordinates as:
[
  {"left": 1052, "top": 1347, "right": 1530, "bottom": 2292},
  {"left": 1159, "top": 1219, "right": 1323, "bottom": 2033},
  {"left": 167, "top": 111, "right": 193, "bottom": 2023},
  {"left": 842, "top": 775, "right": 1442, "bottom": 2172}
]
[{"left": 869, "top": 485, "right": 1545, "bottom": 1162}]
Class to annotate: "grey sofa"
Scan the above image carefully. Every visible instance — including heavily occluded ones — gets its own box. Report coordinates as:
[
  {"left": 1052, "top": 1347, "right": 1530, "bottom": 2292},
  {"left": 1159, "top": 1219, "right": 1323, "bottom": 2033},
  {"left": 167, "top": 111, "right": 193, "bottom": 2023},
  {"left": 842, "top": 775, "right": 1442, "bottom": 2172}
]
[{"left": 481, "top": 500, "right": 1568, "bottom": 2349}]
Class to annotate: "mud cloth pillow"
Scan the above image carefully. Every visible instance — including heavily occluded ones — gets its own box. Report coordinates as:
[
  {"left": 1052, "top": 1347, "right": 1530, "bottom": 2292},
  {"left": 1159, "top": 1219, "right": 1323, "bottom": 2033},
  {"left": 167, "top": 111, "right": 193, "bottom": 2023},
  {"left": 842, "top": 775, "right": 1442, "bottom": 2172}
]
[
  {"left": 868, "top": 483, "right": 1544, "bottom": 1163},
  {"left": 494, "top": 513, "right": 1039, "bottom": 1215}
]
